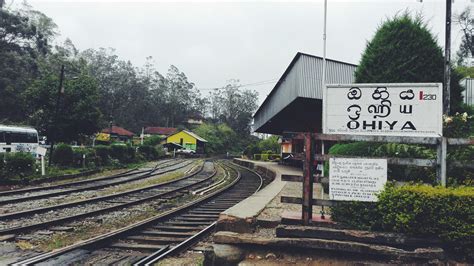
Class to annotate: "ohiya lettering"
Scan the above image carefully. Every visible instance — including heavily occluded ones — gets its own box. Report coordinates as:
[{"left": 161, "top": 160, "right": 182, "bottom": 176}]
[{"left": 347, "top": 120, "right": 417, "bottom": 131}]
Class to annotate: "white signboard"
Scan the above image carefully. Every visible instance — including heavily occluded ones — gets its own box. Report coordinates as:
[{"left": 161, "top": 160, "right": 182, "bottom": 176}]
[
  {"left": 329, "top": 158, "right": 387, "bottom": 202},
  {"left": 323, "top": 83, "right": 443, "bottom": 137},
  {"left": 36, "top": 146, "right": 47, "bottom": 157}
]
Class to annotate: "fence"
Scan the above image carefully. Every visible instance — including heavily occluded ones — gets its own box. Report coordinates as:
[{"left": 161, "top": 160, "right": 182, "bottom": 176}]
[{"left": 281, "top": 132, "right": 473, "bottom": 225}]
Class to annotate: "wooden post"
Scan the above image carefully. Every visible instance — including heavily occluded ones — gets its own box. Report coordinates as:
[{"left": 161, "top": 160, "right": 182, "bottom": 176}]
[
  {"left": 437, "top": 137, "right": 447, "bottom": 187},
  {"left": 302, "top": 133, "right": 314, "bottom": 225}
]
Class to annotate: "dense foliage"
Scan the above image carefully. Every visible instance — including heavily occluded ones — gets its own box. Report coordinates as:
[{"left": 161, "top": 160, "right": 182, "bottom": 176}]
[
  {"left": 0, "top": 152, "right": 35, "bottom": 180},
  {"left": 331, "top": 184, "right": 474, "bottom": 260},
  {"left": 355, "top": 13, "right": 464, "bottom": 114},
  {"left": 0, "top": 4, "right": 259, "bottom": 147},
  {"left": 52, "top": 143, "right": 74, "bottom": 166}
]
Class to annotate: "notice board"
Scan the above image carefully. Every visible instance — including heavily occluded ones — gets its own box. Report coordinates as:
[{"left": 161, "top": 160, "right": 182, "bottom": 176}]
[{"left": 329, "top": 158, "right": 387, "bottom": 202}]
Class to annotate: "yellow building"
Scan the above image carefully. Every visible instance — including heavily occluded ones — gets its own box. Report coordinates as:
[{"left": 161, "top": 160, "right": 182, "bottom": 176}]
[{"left": 166, "top": 130, "right": 207, "bottom": 153}]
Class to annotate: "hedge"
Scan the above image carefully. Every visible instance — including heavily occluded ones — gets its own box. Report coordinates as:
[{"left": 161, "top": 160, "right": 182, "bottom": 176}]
[
  {"left": 331, "top": 184, "right": 474, "bottom": 260},
  {"left": 94, "top": 145, "right": 111, "bottom": 166},
  {"left": 110, "top": 144, "right": 135, "bottom": 164},
  {"left": 253, "top": 153, "right": 281, "bottom": 161},
  {"left": 52, "top": 143, "right": 74, "bottom": 166},
  {"left": 138, "top": 145, "right": 159, "bottom": 160},
  {"left": 2, "top": 152, "right": 35, "bottom": 177}
]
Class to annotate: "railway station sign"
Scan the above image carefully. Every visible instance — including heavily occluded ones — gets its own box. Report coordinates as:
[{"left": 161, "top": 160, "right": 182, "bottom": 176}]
[
  {"left": 323, "top": 83, "right": 443, "bottom": 137},
  {"left": 329, "top": 158, "right": 387, "bottom": 202}
]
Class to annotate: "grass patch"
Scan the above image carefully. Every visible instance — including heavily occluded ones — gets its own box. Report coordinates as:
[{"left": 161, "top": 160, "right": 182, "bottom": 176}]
[{"left": 16, "top": 240, "right": 34, "bottom": 250}]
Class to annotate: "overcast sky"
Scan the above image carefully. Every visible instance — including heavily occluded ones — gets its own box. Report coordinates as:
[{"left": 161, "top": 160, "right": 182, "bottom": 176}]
[{"left": 20, "top": 0, "right": 474, "bottom": 104}]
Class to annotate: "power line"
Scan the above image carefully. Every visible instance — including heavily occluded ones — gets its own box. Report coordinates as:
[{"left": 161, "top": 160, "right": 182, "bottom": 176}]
[{"left": 197, "top": 78, "right": 278, "bottom": 91}]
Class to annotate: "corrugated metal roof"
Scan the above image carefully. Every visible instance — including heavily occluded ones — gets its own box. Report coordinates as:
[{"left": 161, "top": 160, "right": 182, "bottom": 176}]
[{"left": 253, "top": 52, "right": 357, "bottom": 132}]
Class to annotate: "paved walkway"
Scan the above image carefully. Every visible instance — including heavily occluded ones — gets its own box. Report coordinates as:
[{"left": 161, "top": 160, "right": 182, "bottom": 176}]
[{"left": 223, "top": 159, "right": 327, "bottom": 225}]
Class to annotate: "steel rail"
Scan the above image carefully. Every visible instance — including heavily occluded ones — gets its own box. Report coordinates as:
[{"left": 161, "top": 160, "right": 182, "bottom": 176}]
[
  {"left": 0, "top": 159, "right": 188, "bottom": 205},
  {"left": 12, "top": 161, "right": 249, "bottom": 266},
  {"left": 0, "top": 160, "right": 197, "bottom": 220},
  {"left": 0, "top": 161, "right": 211, "bottom": 235},
  {"left": 0, "top": 159, "right": 176, "bottom": 197},
  {"left": 133, "top": 163, "right": 264, "bottom": 265},
  {"left": 136, "top": 222, "right": 217, "bottom": 266}
]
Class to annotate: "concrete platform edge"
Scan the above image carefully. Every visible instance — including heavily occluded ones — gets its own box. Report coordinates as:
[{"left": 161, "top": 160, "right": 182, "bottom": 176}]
[{"left": 216, "top": 159, "right": 286, "bottom": 233}]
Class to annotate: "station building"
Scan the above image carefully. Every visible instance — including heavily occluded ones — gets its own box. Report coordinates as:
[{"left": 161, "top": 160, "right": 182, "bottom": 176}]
[
  {"left": 252, "top": 52, "right": 357, "bottom": 162},
  {"left": 165, "top": 130, "right": 207, "bottom": 154}
]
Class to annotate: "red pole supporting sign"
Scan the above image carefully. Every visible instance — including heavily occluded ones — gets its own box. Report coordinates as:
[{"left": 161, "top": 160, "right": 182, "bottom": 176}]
[{"left": 302, "top": 132, "right": 314, "bottom": 225}]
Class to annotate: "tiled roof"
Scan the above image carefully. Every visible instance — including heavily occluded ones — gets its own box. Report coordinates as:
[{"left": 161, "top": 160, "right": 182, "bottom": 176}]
[
  {"left": 102, "top": 126, "right": 134, "bottom": 137},
  {"left": 144, "top": 127, "right": 177, "bottom": 135}
]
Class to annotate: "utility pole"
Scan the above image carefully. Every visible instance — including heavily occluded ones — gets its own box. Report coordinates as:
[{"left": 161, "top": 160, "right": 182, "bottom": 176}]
[
  {"left": 48, "top": 65, "right": 65, "bottom": 166},
  {"left": 444, "top": 0, "right": 452, "bottom": 115}
]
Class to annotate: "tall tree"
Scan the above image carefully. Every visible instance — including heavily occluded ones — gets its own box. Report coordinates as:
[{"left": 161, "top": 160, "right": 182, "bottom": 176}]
[
  {"left": 208, "top": 80, "right": 258, "bottom": 135},
  {"left": 25, "top": 55, "right": 101, "bottom": 143},
  {"left": 0, "top": 6, "right": 54, "bottom": 122},
  {"left": 355, "top": 13, "right": 464, "bottom": 114},
  {"left": 455, "top": 7, "right": 474, "bottom": 66}
]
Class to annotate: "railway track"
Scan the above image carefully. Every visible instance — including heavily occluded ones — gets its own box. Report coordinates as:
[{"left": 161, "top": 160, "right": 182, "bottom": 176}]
[
  {"left": 12, "top": 161, "right": 262, "bottom": 265},
  {"left": 0, "top": 161, "right": 213, "bottom": 236},
  {"left": 0, "top": 159, "right": 188, "bottom": 205}
]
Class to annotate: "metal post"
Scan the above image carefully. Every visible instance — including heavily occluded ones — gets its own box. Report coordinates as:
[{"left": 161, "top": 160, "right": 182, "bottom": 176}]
[
  {"left": 302, "top": 133, "right": 314, "bottom": 225},
  {"left": 48, "top": 65, "right": 65, "bottom": 166},
  {"left": 436, "top": 137, "right": 447, "bottom": 186},
  {"left": 321, "top": 0, "right": 327, "bottom": 90},
  {"left": 444, "top": 0, "right": 452, "bottom": 115},
  {"left": 41, "top": 155, "right": 45, "bottom": 176}
]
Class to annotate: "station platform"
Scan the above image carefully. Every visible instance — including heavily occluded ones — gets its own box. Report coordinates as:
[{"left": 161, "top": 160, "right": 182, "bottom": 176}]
[
  {"left": 217, "top": 158, "right": 327, "bottom": 233},
  {"left": 210, "top": 159, "right": 445, "bottom": 265}
]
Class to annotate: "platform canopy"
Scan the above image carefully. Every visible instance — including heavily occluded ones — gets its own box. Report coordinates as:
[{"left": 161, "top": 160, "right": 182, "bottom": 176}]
[{"left": 253, "top": 52, "right": 356, "bottom": 135}]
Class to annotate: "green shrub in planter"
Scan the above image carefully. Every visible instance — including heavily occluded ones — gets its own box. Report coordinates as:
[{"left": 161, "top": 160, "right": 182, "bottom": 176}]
[
  {"left": 52, "top": 144, "right": 74, "bottom": 166},
  {"left": 4, "top": 152, "right": 35, "bottom": 176},
  {"left": 254, "top": 154, "right": 261, "bottom": 160}
]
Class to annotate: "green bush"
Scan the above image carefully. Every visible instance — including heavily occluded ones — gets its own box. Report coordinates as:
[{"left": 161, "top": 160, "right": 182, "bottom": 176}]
[
  {"left": 73, "top": 147, "right": 97, "bottom": 168},
  {"left": 143, "top": 135, "right": 163, "bottom": 146},
  {"left": 110, "top": 144, "right": 135, "bottom": 163},
  {"left": 3, "top": 152, "right": 35, "bottom": 177},
  {"left": 253, "top": 153, "right": 280, "bottom": 161},
  {"left": 52, "top": 144, "right": 74, "bottom": 166},
  {"left": 94, "top": 145, "right": 111, "bottom": 166},
  {"left": 138, "top": 145, "right": 159, "bottom": 160},
  {"left": 355, "top": 13, "right": 464, "bottom": 114},
  {"left": 331, "top": 184, "right": 474, "bottom": 259},
  {"left": 331, "top": 201, "right": 381, "bottom": 230}
]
